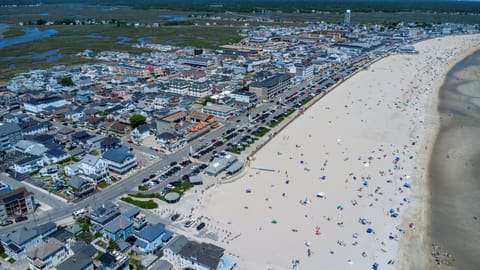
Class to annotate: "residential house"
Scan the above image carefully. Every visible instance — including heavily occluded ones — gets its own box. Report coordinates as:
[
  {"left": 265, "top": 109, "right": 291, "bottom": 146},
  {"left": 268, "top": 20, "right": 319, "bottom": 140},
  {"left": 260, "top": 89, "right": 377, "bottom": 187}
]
[
  {"left": 55, "top": 246, "right": 94, "bottom": 270},
  {"left": 89, "top": 202, "right": 120, "bottom": 227},
  {"left": 86, "top": 116, "right": 104, "bottom": 130},
  {"left": 102, "top": 146, "right": 137, "bottom": 175},
  {"left": 156, "top": 132, "right": 187, "bottom": 153},
  {"left": 64, "top": 154, "right": 109, "bottom": 184},
  {"left": 71, "top": 131, "right": 92, "bottom": 146},
  {"left": 64, "top": 106, "right": 85, "bottom": 122},
  {"left": 20, "top": 120, "right": 51, "bottom": 136},
  {"left": 0, "top": 122, "right": 22, "bottom": 152},
  {"left": 54, "top": 127, "right": 75, "bottom": 144},
  {"left": 12, "top": 155, "right": 44, "bottom": 174},
  {"left": 69, "top": 175, "right": 94, "bottom": 198},
  {"left": 75, "top": 90, "right": 92, "bottom": 104},
  {"left": 14, "top": 140, "right": 48, "bottom": 155},
  {"left": 134, "top": 223, "right": 172, "bottom": 254},
  {"left": 100, "top": 137, "right": 121, "bottom": 152},
  {"left": 130, "top": 124, "right": 150, "bottom": 141},
  {"left": 163, "top": 236, "right": 236, "bottom": 270},
  {"left": 97, "top": 251, "right": 129, "bottom": 270},
  {"left": 43, "top": 149, "right": 70, "bottom": 165},
  {"left": 27, "top": 238, "right": 69, "bottom": 270},
  {"left": 103, "top": 216, "right": 134, "bottom": 241},
  {"left": 123, "top": 207, "right": 147, "bottom": 231},
  {"left": 0, "top": 222, "right": 57, "bottom": 260},
  {"left": 85, "top": 135, "right": 107, "bottom": 150},
  {"left": 109, "top": 122, "right": 130, "bottom": 136},
  {"left": 0, "top": 187, "right": 35, "bottom": 220}
]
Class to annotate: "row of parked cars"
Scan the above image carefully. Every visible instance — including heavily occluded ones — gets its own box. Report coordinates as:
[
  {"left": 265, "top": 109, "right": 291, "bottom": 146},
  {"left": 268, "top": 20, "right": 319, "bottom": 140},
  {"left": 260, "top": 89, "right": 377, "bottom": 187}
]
[{"left": 0, "top": 216, "right": 28, "bottom": 226}]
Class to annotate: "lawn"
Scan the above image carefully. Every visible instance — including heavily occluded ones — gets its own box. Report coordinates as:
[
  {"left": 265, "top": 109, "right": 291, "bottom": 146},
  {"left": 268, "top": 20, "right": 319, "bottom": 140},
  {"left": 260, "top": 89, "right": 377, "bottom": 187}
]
[
  {"left": 7, "top": 258, "right": 15, "bottom": 264},
  {"left": 97, "top": 181, "right": 109, "bottom": 189},
  {"left": 77, "top": 231, "right": 93, "bottom": 243},
  {"left": 0, "top": 253, "right": 7, "bottom": 259},
  {"left": 253, "top": 127, "right": 271, "bottom": 138},
  {"left": 130, "top": 180, "right": 193, "bottom": 202},
  {"left": 120, "top": 197, "right": 158, "bottom": 209}
]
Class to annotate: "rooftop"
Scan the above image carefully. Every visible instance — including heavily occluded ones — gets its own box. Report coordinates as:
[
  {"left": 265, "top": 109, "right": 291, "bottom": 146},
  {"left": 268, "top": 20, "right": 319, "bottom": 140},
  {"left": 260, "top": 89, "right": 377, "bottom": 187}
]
[{"left": 27, "top": 238, "right": 65, "bottom": 261}]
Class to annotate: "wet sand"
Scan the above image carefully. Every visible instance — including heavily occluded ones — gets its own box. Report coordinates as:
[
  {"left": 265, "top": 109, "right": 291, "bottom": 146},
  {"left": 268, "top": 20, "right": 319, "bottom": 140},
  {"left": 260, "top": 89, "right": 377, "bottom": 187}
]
[{"left": 429, "top": 50, "right": 480, "bottom": 269}]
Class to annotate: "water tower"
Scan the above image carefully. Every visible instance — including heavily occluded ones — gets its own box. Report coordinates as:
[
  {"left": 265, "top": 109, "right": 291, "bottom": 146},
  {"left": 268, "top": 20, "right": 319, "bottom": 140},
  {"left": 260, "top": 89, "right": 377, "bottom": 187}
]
[{"left": 344, "top": 9, "right": 351, "bottom": 27}]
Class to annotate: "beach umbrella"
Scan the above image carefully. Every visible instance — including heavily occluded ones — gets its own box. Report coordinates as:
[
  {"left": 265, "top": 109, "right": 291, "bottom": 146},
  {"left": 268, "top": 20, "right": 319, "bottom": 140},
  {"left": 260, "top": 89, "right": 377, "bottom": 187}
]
[
  {"left": 246, "top": 188, "right": 252, "bottom": 193},
  {"left": 321, "top": 176, "right": 327, "bottom": 180},
  {"left": 389, "top": 208, "right": 396, "bottom": 214},
  {"left": 367, "top": 228, "right": 373, "bottom": 233},
  {"left": 403, "top": 183, "right": 411, "bottom": 188},
  {"left": 360, "top": 218, "right": 368, "bottom": 225},
  {"left": 363, "top": 181, "right": 369, "bottom": 187},
  {"left": 391, "top": 213, "right": 398, "bottom": 218},
  {"left": 337, "top": 205, "right": 343, "bottom": 210},
  {"left": 372, "top": 262, "right": 379, "bottom": 270},
  {"left": 271, "top": 220, "right": 277, "bottom": 224}
]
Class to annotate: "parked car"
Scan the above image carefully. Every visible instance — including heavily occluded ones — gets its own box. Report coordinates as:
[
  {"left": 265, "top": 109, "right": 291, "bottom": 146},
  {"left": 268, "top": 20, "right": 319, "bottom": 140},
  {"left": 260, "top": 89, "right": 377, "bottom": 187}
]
[
  {"left": 15, "top": 216, "right": 28, "bottom": 223},
  {"left": 171, "top": 213, "right": 180, "bottom": 221},
  {"left": 196, "top": 222, "right": 206, "bottom": 231},
  {"left": 184, "top": 220, "right": 195, "bottom": 228},
  {"left": 0, "top": 220, "right": 13, "bottom": 226}
]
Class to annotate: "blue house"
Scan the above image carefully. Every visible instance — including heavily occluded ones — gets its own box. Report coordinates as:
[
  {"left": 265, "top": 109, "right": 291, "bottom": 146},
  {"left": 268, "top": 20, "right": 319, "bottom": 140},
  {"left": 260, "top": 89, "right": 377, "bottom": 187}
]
[
  {"left": 103, "top": 216, "right": 134, "bottom": 241},
  {"left": 135, "top": 223, "right": 172, "bottom": 254}
]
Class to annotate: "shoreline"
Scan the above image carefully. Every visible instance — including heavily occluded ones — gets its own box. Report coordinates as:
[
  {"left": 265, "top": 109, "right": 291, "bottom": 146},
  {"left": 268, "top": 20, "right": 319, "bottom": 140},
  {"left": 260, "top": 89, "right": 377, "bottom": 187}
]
[
  {"left": 395, "top": 36, "right": 480, "bottom": 270},
  {"left": 165, "top": 34, "right": 480, "bottom": 269}
]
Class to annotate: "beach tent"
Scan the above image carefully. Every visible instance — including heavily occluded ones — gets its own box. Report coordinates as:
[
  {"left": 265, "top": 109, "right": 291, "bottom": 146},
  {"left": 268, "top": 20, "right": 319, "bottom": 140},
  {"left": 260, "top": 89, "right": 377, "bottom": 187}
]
[
  {"left": 403, "top": 183, "right": 411, "bottom": 188},
  {"left": 372, "top": 262, "right": 379, "bottom": 270},
  {"left": 366, "top": 228, "right": 374, "bottom": 233},
  {"left": 316, "top": 192, "right": 325, "bottom": 198},
  {"left": 391, "top": 213, "right": 398, "bottom": 218},
  {"left": 246, "top": 188, "right": 252, "bottom": 193},
  {"left": 321, "top": 176, "right": 327, "bottom": 180}
]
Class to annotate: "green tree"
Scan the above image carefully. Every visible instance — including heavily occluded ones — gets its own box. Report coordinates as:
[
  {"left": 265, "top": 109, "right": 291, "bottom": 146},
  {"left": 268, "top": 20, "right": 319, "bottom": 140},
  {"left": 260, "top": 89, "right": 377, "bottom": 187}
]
[
  {"left": 61, "top": 76, "right": 75, "bottom": 86},
  {"left": 130, "top": 114, "right": 146, "bottom": 127},
  {"left": 107, "top": 239, "right": 120, "bottom": 252},
  {"left": 0, "top": 241, "right": 4, "bottom": 254}
]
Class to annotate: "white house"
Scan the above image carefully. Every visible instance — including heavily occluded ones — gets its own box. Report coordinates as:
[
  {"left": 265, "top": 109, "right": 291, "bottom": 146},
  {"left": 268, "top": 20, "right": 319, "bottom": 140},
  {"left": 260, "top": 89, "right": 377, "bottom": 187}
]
[
  {"left": 27, "top": 238, "right": 69, "bottom": 270},
  {"left": 12, "top": 155, "right": 44, "bottom": 174},
  {"left": 64, "top": 154, "right": 109, "bottom": 183},
  {"left": 130, "top": 124, "right": 150, "bottom": 141}
]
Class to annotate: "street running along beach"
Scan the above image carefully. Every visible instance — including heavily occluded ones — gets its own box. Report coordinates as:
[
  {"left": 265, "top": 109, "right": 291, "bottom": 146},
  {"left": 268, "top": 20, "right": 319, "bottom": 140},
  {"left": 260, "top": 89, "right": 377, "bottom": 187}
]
[{"left": 183, "top": 34, "right": 480, "bottom": 269}]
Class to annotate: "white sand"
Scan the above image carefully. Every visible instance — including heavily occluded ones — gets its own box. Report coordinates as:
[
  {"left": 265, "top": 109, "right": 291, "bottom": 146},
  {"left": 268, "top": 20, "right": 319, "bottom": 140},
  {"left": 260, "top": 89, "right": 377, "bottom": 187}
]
[{"left": 193, "top": 35, "right": 480, "bottom": 270}]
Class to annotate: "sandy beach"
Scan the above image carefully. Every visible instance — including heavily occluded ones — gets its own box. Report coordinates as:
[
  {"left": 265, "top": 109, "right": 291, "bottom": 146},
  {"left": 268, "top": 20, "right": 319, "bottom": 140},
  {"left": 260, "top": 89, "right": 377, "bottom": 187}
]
[{"left": 177, "top": 34, "right": 480, "bottom": 270}]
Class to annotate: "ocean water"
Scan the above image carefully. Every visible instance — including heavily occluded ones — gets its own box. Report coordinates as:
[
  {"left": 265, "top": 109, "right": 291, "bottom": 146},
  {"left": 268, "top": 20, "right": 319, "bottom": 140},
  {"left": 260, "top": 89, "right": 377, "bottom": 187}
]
[{"left": 429, "top": 50, "right": 480, "bottom": 269}]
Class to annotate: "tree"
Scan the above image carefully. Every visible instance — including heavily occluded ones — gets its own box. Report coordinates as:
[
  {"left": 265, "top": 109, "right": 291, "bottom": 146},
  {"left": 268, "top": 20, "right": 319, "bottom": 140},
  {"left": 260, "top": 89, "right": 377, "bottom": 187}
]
[
  {"left": 107, "top": 239, "right": 120, "bottom": 252},
  {"left": 61, "top": 76, "right": 75, "bottom": 87},
  {"left": 130, "top": 114, "right": 146, "bottom": 127}
]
